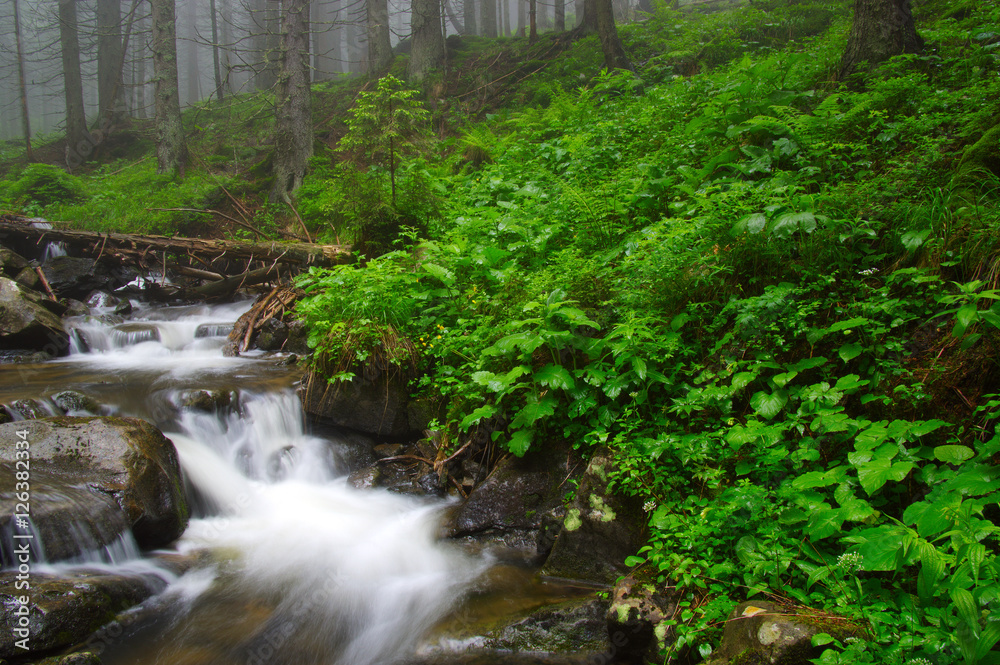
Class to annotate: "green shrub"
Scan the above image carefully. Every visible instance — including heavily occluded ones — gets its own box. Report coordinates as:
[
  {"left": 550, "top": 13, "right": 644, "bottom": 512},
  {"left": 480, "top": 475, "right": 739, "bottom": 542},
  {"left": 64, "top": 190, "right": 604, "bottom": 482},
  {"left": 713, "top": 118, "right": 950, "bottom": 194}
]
[{"left": 9, "top": 164, "right": 86, "bottom": 206}]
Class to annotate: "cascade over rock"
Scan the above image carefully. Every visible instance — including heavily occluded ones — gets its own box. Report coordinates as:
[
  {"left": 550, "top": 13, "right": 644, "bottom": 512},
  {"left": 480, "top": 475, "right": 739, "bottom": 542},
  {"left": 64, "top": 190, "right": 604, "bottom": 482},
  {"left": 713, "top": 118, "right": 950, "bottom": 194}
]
[
  {"left": 0, "top": 276, "right": 69, "bottom": 354},
  {"left": 0, "top": 417, "right": 189, "bottom": 560}
]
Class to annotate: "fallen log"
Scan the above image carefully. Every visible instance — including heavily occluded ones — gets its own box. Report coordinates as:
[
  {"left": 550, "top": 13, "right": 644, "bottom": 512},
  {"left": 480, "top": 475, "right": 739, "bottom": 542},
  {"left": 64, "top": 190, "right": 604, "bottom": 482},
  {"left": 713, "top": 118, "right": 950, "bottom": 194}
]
[{"left": 0, "top": 216, "right": 352, "bottom": 269}]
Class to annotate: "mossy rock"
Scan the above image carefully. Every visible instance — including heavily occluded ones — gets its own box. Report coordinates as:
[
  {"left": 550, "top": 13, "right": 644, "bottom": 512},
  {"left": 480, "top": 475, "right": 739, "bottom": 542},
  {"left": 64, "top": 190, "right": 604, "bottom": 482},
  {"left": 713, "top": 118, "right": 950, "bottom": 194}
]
[
  {"left": 953, "top": 122, "right": 1000, "bottom": 188},
  {"left": 702, "top": 600, "right": 866, "bottom": 665}
]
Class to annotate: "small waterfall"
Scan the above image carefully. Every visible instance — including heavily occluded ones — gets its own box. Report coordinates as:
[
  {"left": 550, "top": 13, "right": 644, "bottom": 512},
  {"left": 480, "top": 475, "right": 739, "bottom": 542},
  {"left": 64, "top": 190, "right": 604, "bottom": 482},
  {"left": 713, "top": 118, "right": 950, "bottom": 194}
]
[
  {"left": 5, "top": 297, "right": 489, "bottom": 665},
  {"left": 29, "top": 220, "right": 68, "bottom": 262}
]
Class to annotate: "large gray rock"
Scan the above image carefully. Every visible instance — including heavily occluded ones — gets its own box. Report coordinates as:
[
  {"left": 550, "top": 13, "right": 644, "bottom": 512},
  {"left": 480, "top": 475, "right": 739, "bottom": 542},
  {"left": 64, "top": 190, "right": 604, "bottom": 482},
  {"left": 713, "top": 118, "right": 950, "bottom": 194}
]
[
  {"left": 300, "top": 369, "right": 412, "bottom": 438},
  {"left": 0, "top": 247, "right": 29, "bottom": 278},
  {"left": 0, "top": 417, "right": 189, "bottom": 560},
  {"left": 541, "top": 448, "right": 648, "bottom": 585},
  {"left": 40, "top": 256, "right": 130, "bottom": 300},
  {"left": 606, "top": 573, "right": 677, "bottom": 663},
  {"left": 0, "top": 276, "right": 69, "bottom": 354},
  {"left": 446, "top": 451, "right": 573, "bottom": 559},
  {"left": 702, "top": 600, "right": 863, "bottom": 665},
  {"left": 0, "top": 570, "right": 158, "bottom": 659}
]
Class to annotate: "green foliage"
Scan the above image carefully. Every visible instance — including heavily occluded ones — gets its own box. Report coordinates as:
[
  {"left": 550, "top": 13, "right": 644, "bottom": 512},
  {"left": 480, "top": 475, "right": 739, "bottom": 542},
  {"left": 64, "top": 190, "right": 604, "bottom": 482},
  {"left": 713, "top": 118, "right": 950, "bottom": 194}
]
[
  {"left": 8, "top": 164, "right": 86, "bottom": 208},
  {"left": 340, "top": 74, "right": 432, "bottom": 206}
]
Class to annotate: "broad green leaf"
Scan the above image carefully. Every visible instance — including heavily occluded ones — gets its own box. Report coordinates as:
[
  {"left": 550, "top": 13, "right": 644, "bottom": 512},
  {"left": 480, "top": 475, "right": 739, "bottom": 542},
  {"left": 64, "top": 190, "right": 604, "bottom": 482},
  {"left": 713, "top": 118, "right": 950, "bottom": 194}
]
[
  {"left": 489, "top": 331, "right": 546, "bottom": 356},
  {"left": 787, "top": 356, "right": 828, "bottom": 372},
  {"left": 750, "top": 389, "right": 788, "bottom": 419},
  {"left": 903, "top": 501, "right": 953, "bottom": 538},
  {"left": 624, "top": 555, "right": 646, "bottom": 567},
  {"left": 731, "top": 372, "right": 757, "bottom": 391},
  {"left": 510, "top": 394, "right": 557, "bottom": 428},
  {"left": 508, "top": 430, "right": 533, "bottom": 456},
  {"left": 459, "top": 404, "right": 498, "bottom": 430},
  {"left": 807, "top": 508, "right": 844, "bottom": 540},
  {"left": 917, "top": 552, "right": 945, "bottom": 600},
  {"left": 856, "top": 458, "right": 914, "bottom": 495},
  {"left": 901, "top": 228, "right": 931, "bottom": 252},
  {"left": 733, "top": 213, "right": 767, "bottom": 235},
  {"left": 838, "top": 343, "right": 863, "bottom": 362},
  {"left": 968, "top": 542, "right": 986, "bottom": 581},
  {"left": 976, "top": 621, "right": 1000, "bottom": 661},
  {"left": 954, "top": 303, "right": 979, "bottom": 338},
  {"left": 772, "top": 371, "right": 798, "bottom": 388},
  {"left": 951, "top": 587, "right": 980, "bottom": 634},
  {"left": 422, "top": 262, "right": 456, "bottom": 287},
  {"left": 534, "top": 364, "right": 576, "bottom": 390},
  {"left": 934, "top": 445, "right": 975, "bottom": 464},
  {"left": 631, "top": 357, "right": 648, "bottom": 381}
]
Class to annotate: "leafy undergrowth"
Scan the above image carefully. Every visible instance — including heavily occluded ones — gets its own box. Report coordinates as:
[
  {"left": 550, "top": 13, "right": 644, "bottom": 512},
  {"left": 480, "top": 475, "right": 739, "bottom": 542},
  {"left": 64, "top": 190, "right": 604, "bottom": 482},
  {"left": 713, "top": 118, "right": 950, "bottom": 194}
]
[{"left": 296, "top": 0, "right": 1000, "bottom": 663}]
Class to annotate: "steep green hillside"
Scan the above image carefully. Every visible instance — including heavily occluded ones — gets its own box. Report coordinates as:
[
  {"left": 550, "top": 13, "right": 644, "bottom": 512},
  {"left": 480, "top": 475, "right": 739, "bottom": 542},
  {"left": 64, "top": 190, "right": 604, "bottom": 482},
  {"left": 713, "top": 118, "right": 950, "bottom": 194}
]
[{"left": 5, "top": 0, "right": 1000, "bottom": 661}]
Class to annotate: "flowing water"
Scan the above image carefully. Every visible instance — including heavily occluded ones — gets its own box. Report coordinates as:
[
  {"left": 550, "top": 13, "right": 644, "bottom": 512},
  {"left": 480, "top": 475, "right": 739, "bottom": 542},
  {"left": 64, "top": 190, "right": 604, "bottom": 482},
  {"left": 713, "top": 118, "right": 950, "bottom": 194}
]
[{"left": 0, "top": 297, "right": 565, "bottom": 664}]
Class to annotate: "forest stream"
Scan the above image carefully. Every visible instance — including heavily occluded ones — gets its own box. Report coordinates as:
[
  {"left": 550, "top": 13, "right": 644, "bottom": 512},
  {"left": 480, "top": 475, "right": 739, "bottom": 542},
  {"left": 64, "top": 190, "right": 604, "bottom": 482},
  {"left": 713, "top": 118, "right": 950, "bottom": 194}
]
[{"left": 0, "top": 295, "right": 594, "bottom": 665}]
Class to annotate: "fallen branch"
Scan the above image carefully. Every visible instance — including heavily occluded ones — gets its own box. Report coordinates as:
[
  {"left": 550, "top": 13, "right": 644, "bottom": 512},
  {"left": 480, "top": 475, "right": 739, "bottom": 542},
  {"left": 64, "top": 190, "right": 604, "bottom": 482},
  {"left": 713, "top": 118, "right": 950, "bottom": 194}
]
[{"left": 146, "top": 207, "right": 265, "bottom": 240}]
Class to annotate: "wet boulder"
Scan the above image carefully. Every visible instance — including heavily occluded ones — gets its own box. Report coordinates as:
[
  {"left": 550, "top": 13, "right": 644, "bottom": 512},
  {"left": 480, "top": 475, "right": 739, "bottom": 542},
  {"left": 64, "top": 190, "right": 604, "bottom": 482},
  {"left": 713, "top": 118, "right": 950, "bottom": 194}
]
[
  {"left": 254, "top": 317, "right": 288, "bottom": 351},
  {"left": 0, "top": 570, "right": 159, "bottom": 659},
  {"left": 0, "top": 276, "right": 69, "bottom": 354},
  {"left": 0, "top": 417, "right": 189, "bottom": 558},
  {"left": 40, "top": 257, "right": 110, "bottom": 299},
  {"left": 446, "top": 451, "right": 574, "bottom": 560},
  {"left": 702, "top": 600, "right": 864, "bottom": 665},
  {"left": 301, "top": 369, "right": 412, "bottom": 438},
  {"left": 541, "top": 448, "right": 648, "bottom": 585},
  {"left": 0, "top": 248, "right": 29, "bottom": 279},
  {"left": 52, "top": 390, "right": 103, "bottom": 415},
  {"left": 605, "top": 573, "right": 678, "bottom": 663}
]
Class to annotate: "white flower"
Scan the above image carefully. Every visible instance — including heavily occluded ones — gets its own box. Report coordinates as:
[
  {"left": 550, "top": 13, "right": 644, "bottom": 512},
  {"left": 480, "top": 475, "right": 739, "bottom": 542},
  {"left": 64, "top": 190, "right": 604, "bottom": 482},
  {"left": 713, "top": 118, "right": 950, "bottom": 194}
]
[
  {"left": 837, "top": 551, "right": 864, "bottom": 574},
  {"left": 643, "top": 500, "right": 657, "bottom": 513}
]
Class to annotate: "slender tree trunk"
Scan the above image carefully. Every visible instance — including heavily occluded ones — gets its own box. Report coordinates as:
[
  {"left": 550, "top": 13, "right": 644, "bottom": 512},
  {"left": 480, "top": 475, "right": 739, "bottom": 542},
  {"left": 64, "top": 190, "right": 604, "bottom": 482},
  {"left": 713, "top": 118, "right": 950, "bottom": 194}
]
[
  {"left": 500, "top": 0, "right": 508, "bottom": 36},
  {"left": 136, "top": 10, "right": 148, "bottom": 117},
  {"left": 210, "top": 0, "right": 225, "bottom": 100},
  {"left": 151, "top": 0, "right": 187, "bottom": 175},
  {"left": 839, "top": 0, "right": 923, "bottom": 80},
  {"left": 271, "top": 0, "right": 313, "bottom": 202},
  {"left": 554, "top": 0, "right": 564, "bottom": 32},
  {"left": 516, "top": 0, "right": 524, "bottom": 35},
  {"left": 252, "top": 0, "right": 278, "bottom": 89},
  {"left": 346, "top": 16, "right": 361, "bottom": 72},
  {"left": 220, "top": 0, "right": 233, "bottom": 92},
  {"left": 528, "top": 0, "right": 536, "bottom": 41},
  {"left": 481, "top": 0, "right": 497, "bottom": 36},
  {"left": 443, "top": 0, "right": 464, "bottom": 34},
  {"left": 185, "top": 0, "right": 202, "bottom": 103},
  {"left": 314, "top": 0, "right": 338, "bottom": 79},
  {"left": 60, "top": 0, "right": 89, "bottom": 168},
  {"left": 574, "top": 0, "right": 583, "bottom": 26},
  {"left": 408, "top": 0, "right": 444, "bottom": 81},
  {"left": 463, "top": 0, "right": 476, "bottom": 33},
  {"left": 12, "top": 0, "right": 32, "bottom": 160},
  {"left": 97, "top": 0, "right": 126, "bottom": 124}
]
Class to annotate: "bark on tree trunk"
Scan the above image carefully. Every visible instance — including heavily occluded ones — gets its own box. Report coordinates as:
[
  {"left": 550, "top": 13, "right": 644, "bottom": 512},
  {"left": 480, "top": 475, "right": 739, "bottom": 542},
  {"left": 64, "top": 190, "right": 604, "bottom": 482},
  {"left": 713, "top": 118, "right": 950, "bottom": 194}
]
[
  {"left": 270, "top": 0, "right": 313, "bottom": 203},
  {"left": 185, "top": 0, "right": 202, "bottom": 103},
  {"left": 443, "top": 0, "right": 465, "bottom": 34},
  {"left": 554, "top": 0, "right": 565, "bottom": 33},
  {"left": 463, "top": 0, "right": 476, "bottom": 33},
  {"left": 578, "top": 0, "right": 631, "bottom": 71},
  {"left": 516, "top": 0, "right": 524, "bottom": 35},
  {"left": 210, "top": 0, "right": 225, "bottom": 100},
  {"left": 408, "top": 0, "right": 445, "bottom": 81},
  {"left": 528, "top": 0, "right": 536, "bottom": 42},
  {"left": 839, "top": 0, "right": 923, "bottom": 80},
  {"left": 136, "top": 11, "right": 148, "bottom": 118},
  {"left": 97, "top": 0, "right": 126, "bottom": 125},
  {"left": 60, "top": 0, "right": 90, "bottom": 168},
  {"left": 500, "top": 0, "right": 509, "bottom": 36},
  {"left": 368, "top": 0, "right": 394, "bottom": 73},
  {"left": 13, "top": 0, "right": 32, "bottom": 160},
  {"left": 151, "top": 0, "right": 188, "bottom": 175},
  {"left": 481, "top": 0, "right": 497, "bottom": 37}
]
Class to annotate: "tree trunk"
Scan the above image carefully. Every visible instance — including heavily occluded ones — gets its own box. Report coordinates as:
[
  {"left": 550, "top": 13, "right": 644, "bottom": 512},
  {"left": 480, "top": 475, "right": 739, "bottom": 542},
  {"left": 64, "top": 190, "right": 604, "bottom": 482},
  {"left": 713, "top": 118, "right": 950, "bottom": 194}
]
[
  {"left": 270, "top": 0, "right": 313, "bottom": 203},
  {"left": 463, "top": 0, "right": 476, "bottom": 34},
  {"left": 554, "top": 0, "right": 564, "bottom": 32},
  {"left": 839, "top": 0, "right": 923, "bottom": 80},
  {"left": 443, "top": 0, "right": 465, "bottom": 34},
  {"left": 151, "top": 0, "right": 187, "bottom": 175},
  {"left": 578, "top": 0, "right": 631, "bottom": 71},
  {"left": 220, "top": 0, "right": 233, "bottom": 93},
  {"left": 481, "top": 0, "right": 497, "bottom": 37},
  {"left": 574, "top": 0, "right": 583, "bottom": 26},
  {"left": 60, "top": 0, "right": 90, "bottom": 168},
  {"left": 408, "top": 0, "right": 445, "bottom": 81},
  {"left": 185, "top": 0, "right": 202, "bottom": 104},
  {"left": 528, "top": 0, "right": 536, "bottom": 42},
  {"left": 252, "top": 0, "right": 279, "bottom": 89},
  {"left": 516, "top": 0, "right": 524, "bottom": 35},
  {"left": 12, "top": 0, "right": 32, "bottom": 160},
  {"left": 135, "top": 10, "right": 148, "bottom": 119},
  {"left": 97, "top": 0, "right": 126, "bottom": 125},
  {"left": 210, "top": 0, "right": 225, "bottom": 100},
  {"left": 314, "top": 0, "right": 340, "bottom": 79},
  {"left": 500, "top": 0, "right": 509, "bottom": 36}
]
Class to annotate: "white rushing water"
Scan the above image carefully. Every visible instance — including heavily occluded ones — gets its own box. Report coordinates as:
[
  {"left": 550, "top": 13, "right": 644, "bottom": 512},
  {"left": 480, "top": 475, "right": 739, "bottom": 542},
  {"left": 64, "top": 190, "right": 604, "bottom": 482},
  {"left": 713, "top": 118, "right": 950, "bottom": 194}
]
[{"left": 45, "top": 300, "right": 487, "bottom": 665}]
